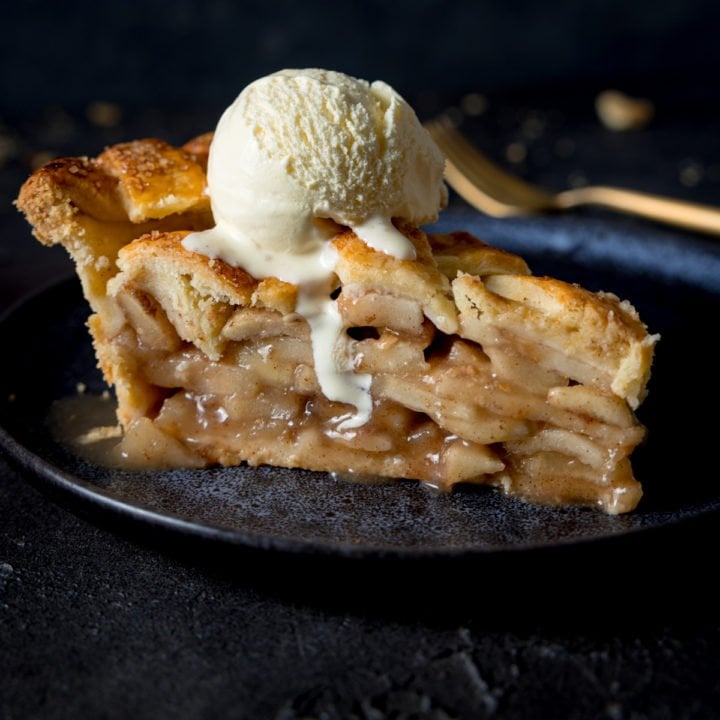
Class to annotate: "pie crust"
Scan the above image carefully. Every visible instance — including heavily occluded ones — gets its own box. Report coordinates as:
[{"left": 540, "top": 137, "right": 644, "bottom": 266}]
[{"left": 16, "top": 134, "right": 658, "bottom": 514}]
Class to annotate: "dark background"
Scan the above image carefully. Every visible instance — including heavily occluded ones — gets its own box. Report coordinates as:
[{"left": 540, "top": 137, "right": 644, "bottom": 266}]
[
  {"left": 4, "top": 0, "right": 720, "bottom": 109},
  {"left": 3, "top": 2, "right": 720, "bottom": 719}
]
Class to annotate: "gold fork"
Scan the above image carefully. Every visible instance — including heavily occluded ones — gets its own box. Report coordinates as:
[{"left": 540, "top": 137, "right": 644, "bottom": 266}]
[{"left": 425, "top": 114, "right": 720, "bottom": 236}]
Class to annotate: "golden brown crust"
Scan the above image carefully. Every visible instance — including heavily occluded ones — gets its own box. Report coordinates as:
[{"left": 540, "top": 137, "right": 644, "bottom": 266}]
[
  {"left": 16, "top": 139, "right": 211, "bottom": 240},
  {"left": 118, "top": 231, "right": 257, "bottom": 301},
  {"left": 117, "top": 230, "right": 300, "bottom": 314},
  {"left": 97, "top": 139, "right": 209, "bottom": 222},
  {"left": 16, "top": 156, "right": 126, "bottom": 243},
  {"left": 112, "top": 231, "right": 255, "bottom": 359},
  {"left": 332, "top": 223, "right": 459, "bottom": 334},
  {"left": 430, "top": 231, "right": 531, "bottom": 279},
  {"left": 15, "top": 140, "right": 214, "bottom": 317},
  {"left": 182, "top": 132, "right": 213, "bottom": 171},
  {"left": 453, "top": 272, "right": 657, "bottom": 408}
]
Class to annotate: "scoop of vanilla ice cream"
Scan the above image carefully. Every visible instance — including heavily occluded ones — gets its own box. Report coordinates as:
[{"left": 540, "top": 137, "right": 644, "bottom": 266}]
[
  {"left": 183, "top": 69, "right": 448, "bottom": 430},
  {"left": 184, "top": 69, "right": 447, "bottom": 281},
  {"left": 239, "top": 69, "right": 447, "bottom": 230}
]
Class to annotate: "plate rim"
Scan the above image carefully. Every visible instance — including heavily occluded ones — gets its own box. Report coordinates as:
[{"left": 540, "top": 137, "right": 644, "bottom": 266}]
[{"left": 5, "top": 417, "right": 719, "bottom": 560}]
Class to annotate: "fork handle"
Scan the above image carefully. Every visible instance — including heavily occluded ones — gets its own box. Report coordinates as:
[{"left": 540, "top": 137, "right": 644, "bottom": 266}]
[{"left": 556, "top": 185, "right": 720, "bottom": 236}]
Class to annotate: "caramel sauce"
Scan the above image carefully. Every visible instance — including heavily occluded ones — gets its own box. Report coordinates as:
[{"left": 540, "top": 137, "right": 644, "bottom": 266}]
[{"left": 48, "top": 392, "right": 124, "bottom": 467}]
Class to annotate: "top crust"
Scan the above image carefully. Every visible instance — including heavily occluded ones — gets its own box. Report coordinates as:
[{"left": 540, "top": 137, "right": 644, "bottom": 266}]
[
  {"left": 16, "top": 138, "right": 211, "bottom": 241},
  {"left": 15, "top": 133, "right": 658, "bottom": 408},
  {"left": 453, "top": 273, "right": 657, "bottom": 408},
  {"left": 111, "top": 231, "right": 297, "bottom": 359},
  {"left": 97, "top": 139, "right": 209, "bottom": 222},
  {"left": 429, "top": 231, "right": 531, "bottom": 278},
  {"left": 332, "top": 224, "right": 459, "bottom": 334}
]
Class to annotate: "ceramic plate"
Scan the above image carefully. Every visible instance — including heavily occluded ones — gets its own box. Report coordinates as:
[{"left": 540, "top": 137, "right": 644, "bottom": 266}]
[{"left": 2, "top": 213, "right": 719, "bottom": 558}]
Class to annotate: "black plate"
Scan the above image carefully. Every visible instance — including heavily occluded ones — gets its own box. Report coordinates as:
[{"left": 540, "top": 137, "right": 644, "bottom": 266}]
[{"left": 2, "top": 213, "right": 720, "bottom": 558}]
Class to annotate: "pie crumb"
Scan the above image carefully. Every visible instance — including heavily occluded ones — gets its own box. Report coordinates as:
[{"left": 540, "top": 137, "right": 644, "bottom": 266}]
[
  {"left": 595, "top": 90, "right": 654, "bottom": 131},
  {"left": 86, "top": 101, "right": 123, "bottom": 128},
  {"left": 75, "top": 425, "right": 123, "bottom": 446}
]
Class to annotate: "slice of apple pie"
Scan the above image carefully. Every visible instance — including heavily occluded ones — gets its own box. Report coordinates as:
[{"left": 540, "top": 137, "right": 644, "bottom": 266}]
[{"left": 17, "top": 134, "right": 657, "bottom": 514}]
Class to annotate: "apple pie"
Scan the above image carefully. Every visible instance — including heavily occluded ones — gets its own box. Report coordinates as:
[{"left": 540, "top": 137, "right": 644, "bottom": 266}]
[{"left": 16, "top": 134, "right": 658, "bottom": 514}]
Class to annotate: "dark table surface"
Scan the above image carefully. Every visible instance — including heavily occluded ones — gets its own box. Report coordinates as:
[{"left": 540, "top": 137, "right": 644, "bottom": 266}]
[{"left": 2, "top": 81, "right": 720, "bottom": 719}]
